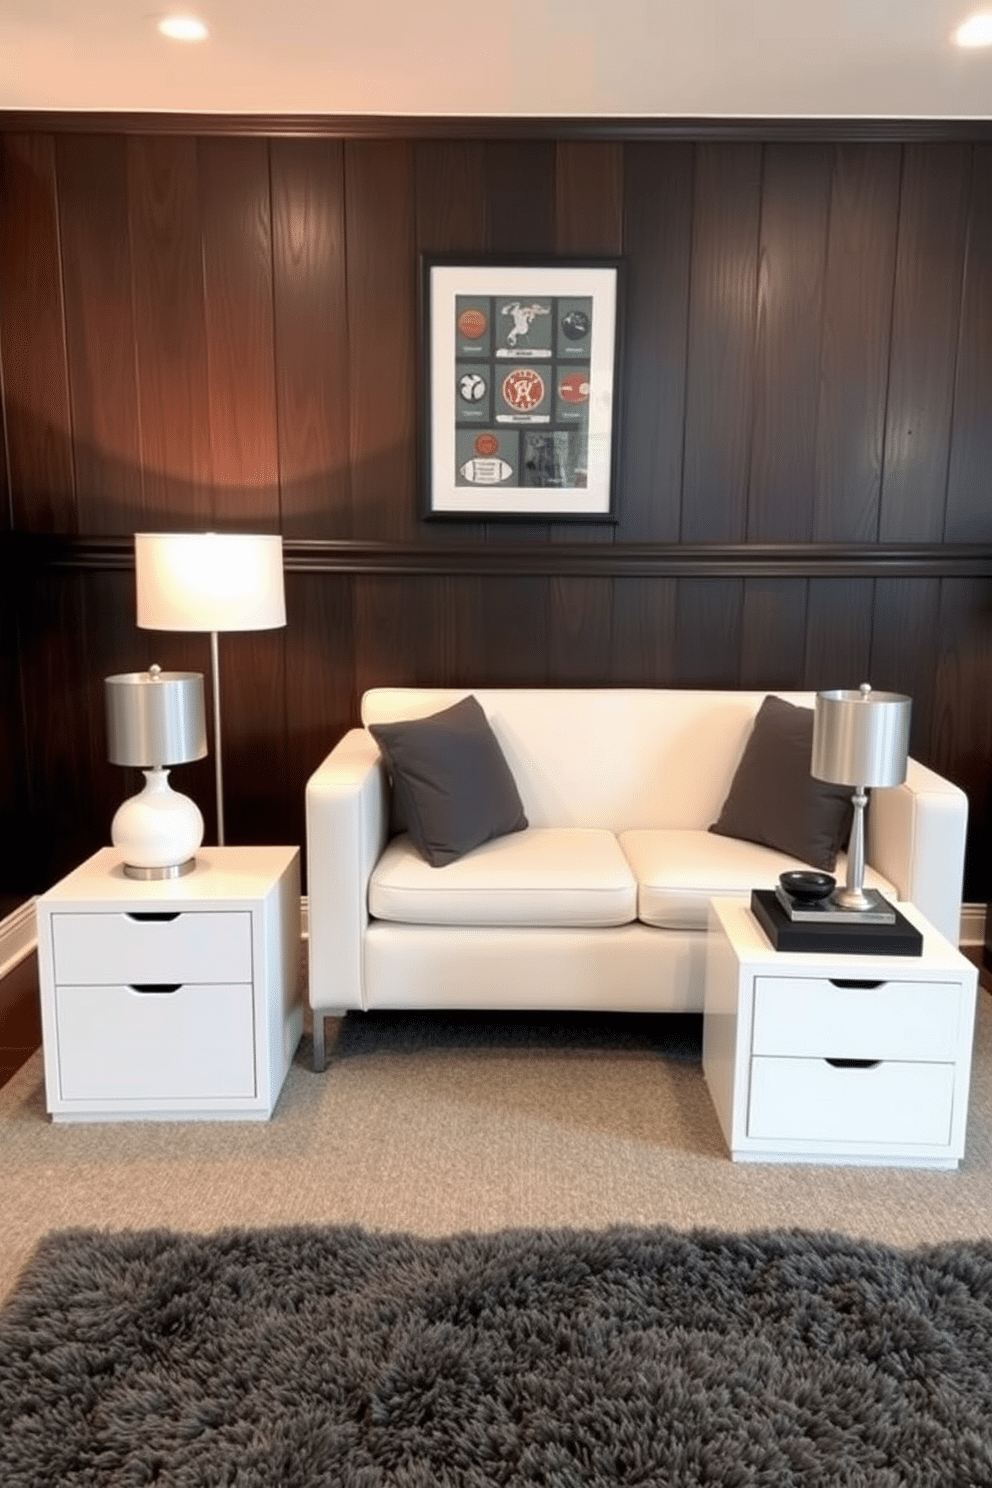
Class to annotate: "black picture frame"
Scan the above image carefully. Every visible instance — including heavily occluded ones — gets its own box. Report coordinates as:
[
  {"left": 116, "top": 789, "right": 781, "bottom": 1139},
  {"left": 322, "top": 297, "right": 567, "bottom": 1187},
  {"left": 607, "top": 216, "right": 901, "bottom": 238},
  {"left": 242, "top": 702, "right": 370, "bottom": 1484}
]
[{"left": 419, "top": 254, "right": 624, "bottom": 521}]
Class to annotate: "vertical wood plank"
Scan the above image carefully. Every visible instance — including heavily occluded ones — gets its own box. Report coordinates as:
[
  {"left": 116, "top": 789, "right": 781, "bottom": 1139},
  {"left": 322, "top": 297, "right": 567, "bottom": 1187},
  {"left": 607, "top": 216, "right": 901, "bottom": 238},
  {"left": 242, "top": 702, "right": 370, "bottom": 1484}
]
[
  {"left": 352, "top": 575, "right": 426, "bottom": 696},
  {"left": 0, "top": 393, "right": 9, "bottom": 526},
  {"left": 0, "top": 134, "right": 75, "bottom": 532},
  {"left": 0, "top": 422, "right": 8, "bottom": 532},
  {"left": 813, "top": 145, "right": 901, "bottom": 542},
  {"left": 931, "top": 578, "right": 992, "bottom": 901},
  {"left": 740, "top": 577, "right": 809, "bottom": 689},
  {"left": 198, "top": 137, "right": 280, "bottom": 529},
  {"left": 0, "top": 545, "right": 29, "bottom": 895},
  {"left": 555, "top": 141, "right": 623, "bottom": 254},
  {"left": 421, "top": 574, "right": 490, "bottom": 686},
  {"left": 617, "top": 143, "right": 693, "bottom": 543},
  {"left": 345, "top": 140, "right": 418, "bottom": 544},
  {"left": 479, "top": 578, "right": 551, "bottom": 685},
  {"left": 870, "top": 576, "right": 940, "bottom": 762},
  {"left": 415, "top": 140, "right": 487, "bottom": 545},
  {"left": 552, "top": 141, "right": 624, "bottom": 544},
  {"left": 127, "top": 135, "right": 213, "bottom": 525},
  {"left": 681, "top": 143, "right": 762, "bottom": 542},
  {"left": 548, "top": 576, "right": 613, "bottom": 682},
  {"left": 218, "top": 627, "right": 290, "bottom": 849},
  {"left": 271, "top": 139, "right": 351, "bottom": 540},
  {"left": 747, "top": 145, "right": 831, "bottom": 541},
  {"left": 284, "top": 569, "right": 356, "bottom": 862},
  {"left": 484, "top": 140, "right": 556, "bottom": 255},
  {"left": 878, "top": 145, "right": 971, "bottom": 542},
  {"left": 673, "top": 578, "right": 744, "bottom": 686},
  {"left": 803, "top": 578, "right": 875, "bottom": 690},
  {"left": 945, "top": 145, "right": 992, "bottom": 542},
  {"left": 17, "top": 570, "right": 96, "bottom": 881},
  {"left": 56, "top": 134, "right": 142, "bottom": 534},
  {"left": 416, "top": 140, "right": 487, "bottom": 254},
  {"left": 610, "top": 577, "right": 678, "bottom": 685}
]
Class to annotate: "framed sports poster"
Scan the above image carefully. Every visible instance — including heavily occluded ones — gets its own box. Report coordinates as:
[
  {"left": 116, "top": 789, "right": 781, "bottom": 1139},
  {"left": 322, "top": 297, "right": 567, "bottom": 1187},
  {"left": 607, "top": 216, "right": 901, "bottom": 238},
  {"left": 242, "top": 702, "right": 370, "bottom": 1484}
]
[{"left": 420, "top": 255, "right": 624, "bottom": 521}]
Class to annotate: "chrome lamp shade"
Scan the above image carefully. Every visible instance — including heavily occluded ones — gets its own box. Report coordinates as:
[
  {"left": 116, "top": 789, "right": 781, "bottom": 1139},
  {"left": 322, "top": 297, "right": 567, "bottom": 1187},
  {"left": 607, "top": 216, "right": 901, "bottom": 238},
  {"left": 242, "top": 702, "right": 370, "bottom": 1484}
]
[
  {"left": 812, "top": 684, "right": 911, "bottom": 914},
  {"left": 106, "top": 667, "right": 207, "bottom": 768},
  {"left": 104, "top": 666, "right": 207, "bottom": 880}
]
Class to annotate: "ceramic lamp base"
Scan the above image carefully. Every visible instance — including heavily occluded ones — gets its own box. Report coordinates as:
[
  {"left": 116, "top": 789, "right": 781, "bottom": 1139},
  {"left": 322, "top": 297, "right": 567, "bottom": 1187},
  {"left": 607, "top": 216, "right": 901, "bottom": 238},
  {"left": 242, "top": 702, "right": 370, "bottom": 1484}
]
[{"left": 111, "top": 767, "right": 204, "bottom": 878}]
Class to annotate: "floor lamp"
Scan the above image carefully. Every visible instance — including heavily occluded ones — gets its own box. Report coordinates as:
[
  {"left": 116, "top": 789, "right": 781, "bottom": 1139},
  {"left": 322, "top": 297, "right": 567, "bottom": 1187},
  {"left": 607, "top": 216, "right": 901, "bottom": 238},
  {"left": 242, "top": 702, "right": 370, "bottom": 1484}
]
[{"left": 134, "top": 533, "right": 286, "bottom": 846}]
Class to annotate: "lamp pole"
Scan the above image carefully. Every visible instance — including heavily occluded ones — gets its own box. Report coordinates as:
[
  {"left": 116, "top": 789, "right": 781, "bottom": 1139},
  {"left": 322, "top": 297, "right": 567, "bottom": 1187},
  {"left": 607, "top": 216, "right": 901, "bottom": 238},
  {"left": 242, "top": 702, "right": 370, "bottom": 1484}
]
[{"left": 210, "top": 629, "right": 225, "bottom": 846}]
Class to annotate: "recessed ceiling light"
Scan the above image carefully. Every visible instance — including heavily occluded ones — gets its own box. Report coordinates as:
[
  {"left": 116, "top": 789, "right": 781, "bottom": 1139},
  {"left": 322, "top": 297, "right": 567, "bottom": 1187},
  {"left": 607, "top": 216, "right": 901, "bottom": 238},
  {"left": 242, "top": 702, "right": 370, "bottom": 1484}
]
[
  {"left": 158, "top": 14, "right": 209, "bottom": 42},
  {"left": 953, "top": 12, "right": 992, "bottom": 46}
]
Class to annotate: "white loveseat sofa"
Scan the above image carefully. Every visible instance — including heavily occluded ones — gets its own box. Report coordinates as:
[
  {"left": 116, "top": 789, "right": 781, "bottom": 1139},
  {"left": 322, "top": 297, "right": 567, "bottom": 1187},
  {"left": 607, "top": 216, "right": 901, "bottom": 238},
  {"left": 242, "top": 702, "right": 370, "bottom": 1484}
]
[{"left": 305, "top": 688, "right": 968, "bottom": 1070}]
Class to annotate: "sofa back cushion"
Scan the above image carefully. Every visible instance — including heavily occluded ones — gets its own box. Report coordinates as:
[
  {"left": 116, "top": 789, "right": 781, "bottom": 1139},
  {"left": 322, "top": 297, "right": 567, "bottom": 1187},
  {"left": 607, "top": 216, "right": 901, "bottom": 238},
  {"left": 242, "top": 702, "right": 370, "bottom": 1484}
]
[{"left": 361, "top": 689, "right": 819, "bottom": 833}]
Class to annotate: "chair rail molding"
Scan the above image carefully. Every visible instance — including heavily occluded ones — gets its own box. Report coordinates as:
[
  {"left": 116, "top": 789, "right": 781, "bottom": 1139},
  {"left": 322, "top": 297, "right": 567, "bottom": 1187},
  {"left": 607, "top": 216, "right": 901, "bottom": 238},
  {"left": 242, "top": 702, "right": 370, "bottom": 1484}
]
[{"left": 8, "top": 534, "right": 992, "bottom": 581}]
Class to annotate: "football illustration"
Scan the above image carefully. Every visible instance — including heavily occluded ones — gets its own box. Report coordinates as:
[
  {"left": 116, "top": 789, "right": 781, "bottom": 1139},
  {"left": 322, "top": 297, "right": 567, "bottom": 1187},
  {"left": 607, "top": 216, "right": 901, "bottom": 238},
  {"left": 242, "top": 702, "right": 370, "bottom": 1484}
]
[{"left": 460, "top": 458, "right": 513, "bottom": 485}]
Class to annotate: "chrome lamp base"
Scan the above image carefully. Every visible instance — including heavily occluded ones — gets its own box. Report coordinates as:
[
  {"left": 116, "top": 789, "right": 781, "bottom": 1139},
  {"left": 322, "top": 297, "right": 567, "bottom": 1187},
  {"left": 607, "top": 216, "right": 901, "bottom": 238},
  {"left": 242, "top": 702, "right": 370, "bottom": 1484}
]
[{"left": 122, "top": 857, "right": 197, "bottom": 881}]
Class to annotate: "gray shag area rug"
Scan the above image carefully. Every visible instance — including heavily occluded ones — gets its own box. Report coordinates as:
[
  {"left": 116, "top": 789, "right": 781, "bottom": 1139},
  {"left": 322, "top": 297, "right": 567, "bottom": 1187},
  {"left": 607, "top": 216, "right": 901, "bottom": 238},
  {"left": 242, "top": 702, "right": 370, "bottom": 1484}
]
[{"left": 2, "top": 1225, "right": 992, "bottom": 1487}]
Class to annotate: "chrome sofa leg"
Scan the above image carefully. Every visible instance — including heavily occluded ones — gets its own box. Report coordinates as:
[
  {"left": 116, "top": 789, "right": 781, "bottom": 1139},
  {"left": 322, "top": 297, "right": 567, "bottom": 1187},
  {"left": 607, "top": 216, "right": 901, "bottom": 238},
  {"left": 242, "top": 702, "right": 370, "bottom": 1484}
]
[{"left": 313, "top": 1013, "right": 326, "bottom": 1073}]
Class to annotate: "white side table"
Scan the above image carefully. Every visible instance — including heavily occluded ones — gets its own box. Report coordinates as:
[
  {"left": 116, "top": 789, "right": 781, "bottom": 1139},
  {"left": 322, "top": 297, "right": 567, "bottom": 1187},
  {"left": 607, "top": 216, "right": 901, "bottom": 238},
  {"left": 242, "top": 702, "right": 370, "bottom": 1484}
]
[
  {"left": 36, "top": 845, "right": 302, "bottom": 1122},
  {"left": 703, "top": 897, "right": 977, "bottom": 1167}
]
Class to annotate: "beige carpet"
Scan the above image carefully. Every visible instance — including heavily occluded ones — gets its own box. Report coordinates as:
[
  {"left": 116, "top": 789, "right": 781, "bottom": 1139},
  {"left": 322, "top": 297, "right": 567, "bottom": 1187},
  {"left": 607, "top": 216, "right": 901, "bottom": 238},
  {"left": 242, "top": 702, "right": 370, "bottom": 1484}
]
[{"left": 3, "top": 992, "right": 991, "bottom": 1307}]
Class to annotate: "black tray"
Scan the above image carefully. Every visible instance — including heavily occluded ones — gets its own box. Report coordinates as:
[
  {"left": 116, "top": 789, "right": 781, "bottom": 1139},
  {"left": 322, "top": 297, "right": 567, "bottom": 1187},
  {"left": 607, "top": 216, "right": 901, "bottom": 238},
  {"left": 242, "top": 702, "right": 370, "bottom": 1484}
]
[{"left": 750, "top": 889, "right": 923, "bottom": 956}]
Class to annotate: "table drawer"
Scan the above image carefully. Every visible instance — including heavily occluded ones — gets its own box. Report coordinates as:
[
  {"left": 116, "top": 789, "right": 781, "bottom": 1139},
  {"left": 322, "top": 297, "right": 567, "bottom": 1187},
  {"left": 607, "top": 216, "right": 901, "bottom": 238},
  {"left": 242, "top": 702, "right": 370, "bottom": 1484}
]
[
  {"left": 55, "top": 982, "right": 256, "bottom": 1101},
  {"left": 51, "top": 911, "right": 252, "bottom": 986},
  {"left": 752, "top": 976, "right": 961, "bottom": 1062},
  {"left": 747, "top": 1056, "right": 955, "bottom": 1147}
]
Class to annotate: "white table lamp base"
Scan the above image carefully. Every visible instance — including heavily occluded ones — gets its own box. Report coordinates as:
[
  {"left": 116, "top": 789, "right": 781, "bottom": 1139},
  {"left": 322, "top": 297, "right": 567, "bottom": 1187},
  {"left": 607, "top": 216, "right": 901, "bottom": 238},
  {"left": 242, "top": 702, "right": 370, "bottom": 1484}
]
[{"left": 111, "top": 767, "right": 204, "bottom": 879}]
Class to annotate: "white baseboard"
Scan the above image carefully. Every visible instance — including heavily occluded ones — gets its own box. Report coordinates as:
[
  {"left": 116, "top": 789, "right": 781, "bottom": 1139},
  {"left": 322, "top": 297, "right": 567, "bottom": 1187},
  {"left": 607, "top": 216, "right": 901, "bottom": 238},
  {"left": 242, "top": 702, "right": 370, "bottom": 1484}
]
[
  {"left": 1, "top": 895, "right": 986, "bottom": 972},
  {"left": 960, "top": 903, "right": 986, "bottom": 947},
  {"left": 0, "top": 899, "right": 38, "bottom": 980}
]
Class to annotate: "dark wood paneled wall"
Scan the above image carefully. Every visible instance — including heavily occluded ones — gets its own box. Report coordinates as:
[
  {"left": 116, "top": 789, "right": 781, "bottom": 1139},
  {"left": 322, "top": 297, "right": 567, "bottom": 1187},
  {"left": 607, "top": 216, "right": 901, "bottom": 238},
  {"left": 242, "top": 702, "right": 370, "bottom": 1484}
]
[{"left": 2, "top": 126, "right": 992, "bottom": 901}]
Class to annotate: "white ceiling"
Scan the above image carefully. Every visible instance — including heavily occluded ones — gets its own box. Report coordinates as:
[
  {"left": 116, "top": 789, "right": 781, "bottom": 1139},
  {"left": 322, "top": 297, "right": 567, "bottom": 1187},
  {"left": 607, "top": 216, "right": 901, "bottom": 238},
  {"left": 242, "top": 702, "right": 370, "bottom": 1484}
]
[{"left": 1, "top": 0, "right": 991, "bottom": 119}]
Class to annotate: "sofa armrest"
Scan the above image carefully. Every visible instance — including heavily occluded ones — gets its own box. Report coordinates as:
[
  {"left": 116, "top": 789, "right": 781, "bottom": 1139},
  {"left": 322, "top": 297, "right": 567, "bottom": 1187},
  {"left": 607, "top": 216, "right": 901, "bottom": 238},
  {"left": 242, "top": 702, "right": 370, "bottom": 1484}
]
[
  {"left": 305, "top": 728, "right": 389, "bottom": 1017},
  {"left": 867, "top": 757, "right": 968, "bottom": 946}
]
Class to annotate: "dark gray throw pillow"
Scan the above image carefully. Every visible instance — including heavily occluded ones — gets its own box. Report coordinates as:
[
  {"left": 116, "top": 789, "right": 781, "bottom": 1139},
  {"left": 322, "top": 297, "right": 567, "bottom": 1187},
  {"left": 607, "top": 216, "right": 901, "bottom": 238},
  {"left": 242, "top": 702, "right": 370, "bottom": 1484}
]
[
  {"left": 369, "top": 695, "right": 527, "bottom": 868},
  {"left": 709, "top": 695, "right": 853, "bottom": 872}
]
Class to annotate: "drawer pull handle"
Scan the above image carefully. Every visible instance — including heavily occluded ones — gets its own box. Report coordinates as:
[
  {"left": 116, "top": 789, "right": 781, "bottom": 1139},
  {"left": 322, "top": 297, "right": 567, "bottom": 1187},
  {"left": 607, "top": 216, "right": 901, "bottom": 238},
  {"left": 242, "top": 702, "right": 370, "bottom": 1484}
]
[
  {"left": 126, "top": 912, "right": 181, "bottom": 922},
  {"left": 829, "top": 979, "right": 884, "bottom": 990},
  {"left": 130, "top": 983, "right": 182, "bottom": 995},
  {"left": 826, "top": 1058, "right": 881, "bottom": 1069}
]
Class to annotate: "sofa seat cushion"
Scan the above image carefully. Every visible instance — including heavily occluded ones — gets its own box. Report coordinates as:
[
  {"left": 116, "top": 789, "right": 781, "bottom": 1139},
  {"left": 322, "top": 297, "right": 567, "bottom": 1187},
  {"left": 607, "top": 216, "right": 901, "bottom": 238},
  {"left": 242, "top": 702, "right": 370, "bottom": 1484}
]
[
  {"left": 369, "top": 827, "right": 637, "bottom": 928},
  {"left": 619, "top": 829, "right": 897, "bottom": 931}
]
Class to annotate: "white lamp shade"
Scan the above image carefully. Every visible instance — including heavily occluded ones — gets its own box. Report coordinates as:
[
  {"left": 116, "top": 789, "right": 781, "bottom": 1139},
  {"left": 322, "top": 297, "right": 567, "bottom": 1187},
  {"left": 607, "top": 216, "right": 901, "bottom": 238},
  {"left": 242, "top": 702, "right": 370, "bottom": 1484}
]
[
  {"left": 105, "top": 669, "right": 207, "bottom": 768},
  {"left": 811, "top": 686, "right": 911, "bottom": 788},
  {"left": 135, "top": 533, "right": 286, "bottom": 632}
]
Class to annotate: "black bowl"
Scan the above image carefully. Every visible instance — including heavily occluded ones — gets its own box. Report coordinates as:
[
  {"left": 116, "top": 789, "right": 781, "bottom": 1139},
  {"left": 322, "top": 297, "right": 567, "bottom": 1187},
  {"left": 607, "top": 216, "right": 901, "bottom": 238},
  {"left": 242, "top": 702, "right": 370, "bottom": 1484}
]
[{"left": 779, "top": 870, "right": 836, "bottom": 903}]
